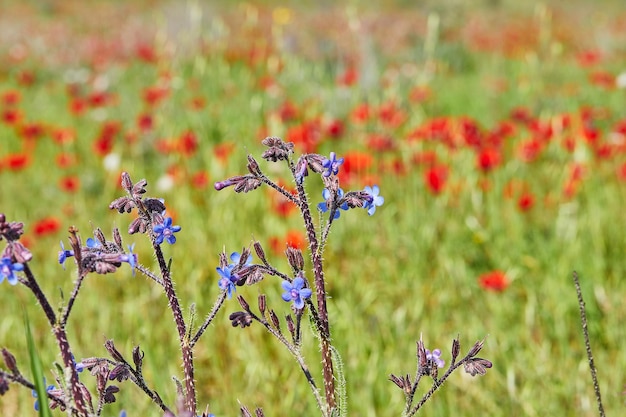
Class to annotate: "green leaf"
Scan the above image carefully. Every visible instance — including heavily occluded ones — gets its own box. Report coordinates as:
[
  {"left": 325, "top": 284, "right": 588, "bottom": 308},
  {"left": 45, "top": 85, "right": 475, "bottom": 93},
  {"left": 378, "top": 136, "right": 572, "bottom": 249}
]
[{"left": 25, "top": 312, "right": 53, "bottom": 417}]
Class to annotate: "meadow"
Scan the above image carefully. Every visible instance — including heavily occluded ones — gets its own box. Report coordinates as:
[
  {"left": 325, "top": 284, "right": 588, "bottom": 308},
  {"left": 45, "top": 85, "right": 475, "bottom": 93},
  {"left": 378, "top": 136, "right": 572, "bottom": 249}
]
[{"left": 1, "top": 0, "right": 626, "bottom": 415}]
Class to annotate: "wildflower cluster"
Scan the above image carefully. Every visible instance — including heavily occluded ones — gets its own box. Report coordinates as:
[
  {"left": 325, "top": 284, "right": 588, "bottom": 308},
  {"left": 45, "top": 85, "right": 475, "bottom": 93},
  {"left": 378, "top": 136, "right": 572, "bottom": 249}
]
[{"left": 0, "top": 138, "right": 491, "bottom": 417}]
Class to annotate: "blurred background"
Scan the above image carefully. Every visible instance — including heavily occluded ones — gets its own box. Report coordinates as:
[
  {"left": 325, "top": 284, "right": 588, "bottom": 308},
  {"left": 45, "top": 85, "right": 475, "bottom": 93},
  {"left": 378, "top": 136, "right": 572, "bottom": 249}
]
[{"left": 1, "top": 0, "right": 626, "bottom": 415}]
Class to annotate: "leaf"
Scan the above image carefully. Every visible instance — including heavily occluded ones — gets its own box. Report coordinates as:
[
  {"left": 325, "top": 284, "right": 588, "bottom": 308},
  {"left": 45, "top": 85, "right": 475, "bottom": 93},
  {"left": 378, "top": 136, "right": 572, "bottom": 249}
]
[{"left": 24, "top": 312, "right": 53, "bottom": 417}]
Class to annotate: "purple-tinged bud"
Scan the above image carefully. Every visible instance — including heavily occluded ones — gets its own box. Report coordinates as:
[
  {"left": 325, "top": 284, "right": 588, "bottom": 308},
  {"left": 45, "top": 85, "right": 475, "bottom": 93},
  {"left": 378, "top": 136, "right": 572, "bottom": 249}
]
[
  {"left": 113, "top": 228, "right": 123, "bottom": 248},
  {"left": 214, "top": 176, "right": 244, "bottom": 191},
  {"left": 269, "top": 310, "right": 281, "bottom": 333},
  {"left": 306, "top": 154, "right": 325, "bottom": 174},
  {"left": 0, "top": 214, "right": 5, "bottom": 223},
  {"left": 237, "top": 295, "right": 250, "bottom": 312},
  {"left": 10, "top": 242, "right": 32, "bottom": 263},
  {"left": 286, "top": 247, "right": 305, "bottom": 272},
  {"left": 121, "top": 172, "right": 133, "bottom": 192},
  {"left": 131, "top": 179, "right": 148, "bottom": 197},
  {"left": 109, "top": 364, "right": 129, "bottom": 382},
  {"left": 234, "top": 177, "right": 262, "bottom": 193},
  {"left": 253, "top": 241, "right": 268, "bottom": 265},
  {"left": 417, "top": 340, "right": 427, "bottom": 368},
  {"left": 389, "top": 374, "right": 412, "bottom": 394},
  {"left": 258, "top": 294, "right": 267, "bottom": 315},
  {"left": 294, "top": 156, "right": 308, "bottom": 184},
  {"left": 128, "top": 217, "right": 145, "bottom": 234},
  {"left": 109, "top": 196, "right": 135, "bottom": 214},
  {"left": 467, "top": 339, "right": 484, "bottom": 357},
  {"left": 104, "top": 340, "right": 125, "bottom": 363},
  {"left": 285, "top": 314, "right": 296, "bottom": 338},
  {"left": 143, "top": 198, "right": 166, "bottom": 214},
  {"left": 247, "top": 154, "right": 262, "bottom": 176},
  {"left": 464, "top": 358, "right": 492, "bottom": 376},
  {"left": 132, "top": 346, "right": 144, "bottom": 370},
  {"left": 103, "top": 385, "right": 120, "bottom": 404},
  {"left": 1, "top": 348, "right": 18, "bottom": 374},
  {"left": 451, "top": 337, "right": 461, "bottom": 364},
  {"left": 229, "top": 311, "right": 253, "bottom": 328}
]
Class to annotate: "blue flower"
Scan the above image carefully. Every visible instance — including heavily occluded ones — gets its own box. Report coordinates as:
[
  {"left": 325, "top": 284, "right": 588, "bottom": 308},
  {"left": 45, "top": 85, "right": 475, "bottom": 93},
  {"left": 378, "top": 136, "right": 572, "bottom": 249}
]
[
  {"left": 363, "top": 185, "right": 384, "bottom": 215},
  {"left": 117, "top": 244, "right": 138, "bottom": 275},
  {"left": 281, "top": 276, "right": 312, "bottom": 309},
  {"left": 86, "top": 237, "right": 102, "bottom": 249},
  {"left": 217, "top": 266, "right": 238, "bottom": 299},
  {"left": 32, "top": 380, "right": 55, "bottom": 411},
  {"left": 119, "top": 411, "right": 127, "bottom": 417},
  {"left": 153, "top": 217, "right": 181, "bottom": 245},
  {"left": 426, "top": 348, "right": 445, "bottom": 368},
  {"left": 72, "top": 354, "right": 84, "bottom": 373},
  {"left": 321, "top": 152, "right": 344, "bottom": 177},
  {"left": 0, "top": 257, "right": 24, "bottom": 285},
  {"left": 58, "top": 241, "right": 75, "bottom": 269},
  {"left": 317, "top": 188, "right": 348, "bottom": 219},
  {"left": 229, "top": 251, "right": 252, "bottom": 269}
]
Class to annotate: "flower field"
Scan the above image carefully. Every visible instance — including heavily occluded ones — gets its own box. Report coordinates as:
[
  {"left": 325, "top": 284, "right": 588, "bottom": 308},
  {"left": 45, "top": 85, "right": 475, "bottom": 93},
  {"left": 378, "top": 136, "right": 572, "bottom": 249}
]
[{"left": 1, "top": 0, "right": 626, "bottom": 415}]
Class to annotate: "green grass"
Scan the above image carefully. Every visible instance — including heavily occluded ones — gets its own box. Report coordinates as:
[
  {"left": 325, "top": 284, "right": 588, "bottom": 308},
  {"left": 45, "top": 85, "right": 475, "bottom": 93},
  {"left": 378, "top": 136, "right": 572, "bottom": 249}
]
[{"left": 1, "top": 1, "right": 626, "bottom": 416}]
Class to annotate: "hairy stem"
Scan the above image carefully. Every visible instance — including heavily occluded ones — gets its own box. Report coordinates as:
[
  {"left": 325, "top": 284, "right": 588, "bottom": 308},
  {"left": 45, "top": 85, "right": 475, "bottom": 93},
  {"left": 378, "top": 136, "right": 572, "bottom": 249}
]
[
  {"left": 294, "top": 178, "right": 336, "bottom": 413},
  {"left": 572, "top": 271, "right": 605, "bottom": 417},
  {"left": 154, "top": 243, "right": 196, "bottom": 415}
]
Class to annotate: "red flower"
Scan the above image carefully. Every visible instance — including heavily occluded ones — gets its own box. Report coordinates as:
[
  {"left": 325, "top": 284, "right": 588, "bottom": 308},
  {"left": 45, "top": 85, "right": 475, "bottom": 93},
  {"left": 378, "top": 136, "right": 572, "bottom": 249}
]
[
  {"left": 278, "top": 100, "right": 298, "bottom": 122},
  {"left": 325, "top": 119, "right": 344, "bottom": 139},
  {"left": 190, "top": 171, "right": 210, "bottom": 189},
  {"left": 214, "top": 142, "right": 235, "bottom": 164},
  {"left": 337, "top": 67, "right": 358, "bottom": 86},
  {"left": 1, "top": 90, "right": 21, "bottom": 106},
  {"left": 143, "top": 86, "right": 169, "bottom": 106},
  {"left": 189, "top": 96, "right": 206, "bottom": 110},
  {"left": 478, "top": 270, "right": 508, "bottom": 292},
  {"left": 425, "top": 165, "right": 448, "bottom": 195},
  {"left": 51, "top": 128, "right": 75, "bottom": 145},
  {"left": 33, "top": 217, "right": 61, "bottom": 237},
  {"left": 2, "top": 109, "right": 22, "bottom": 125},
  {"left": 59, "top": 176, "right": 80, "bottom": 193},
  {"left": 269, "top": 230, "right": 306, "bottom": 255},
  {"left": 136, "top": 43, "right": 158, "bottom": 63},
  {"left": 137, "top": 113, "right": 154, "bottom": 132},
  {"left": 69, "top": 98, "right": 87, "bottom": 116},
  {"left": 55, "top": 153, "right": 77, "bottom": 168},
  {"left": 517, "top": 192, "right": 535, "bottom": 212},
  {"left": 178, "top": 130, "right": 198, "bottom": 157},
  {"left": 351, "top": 103, "right": 371, "bottom": 124},
  {"left": 476, "top": 148, "right": 500, "bottom": 172},
  {"left": 5, "top": 153, "right": 30, "bottom": 171},
  {"left": 19, "top": 122, "right": 46, "bottom": 141}
]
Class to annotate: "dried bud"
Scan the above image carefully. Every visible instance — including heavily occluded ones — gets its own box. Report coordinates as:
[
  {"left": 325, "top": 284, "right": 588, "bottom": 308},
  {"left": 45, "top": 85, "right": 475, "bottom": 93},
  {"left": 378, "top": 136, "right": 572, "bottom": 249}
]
[
  {"left": 247, "top": 154, "right": 262, "bottom": 176},
  {"left": 261, "top": 137, "right": 294, "bottom": 162},
  {"left": 253, "top": 241, "right": 268, "bottom": 265},
  {"left": 285, "top": 247, "right": 304, "bottom": 271},
  {"left": 128, "top": 217, "right": 146, "bottom": 234},
  {"left": 451, "top": 337, "right": 461, "bottom": 365},
  {"left": 294, "top": 156, "right": 308, "bottom": 184},
  {"left": 229, "top": 311, "right": 253, "bottom": 328},
  {"left": 464, "top": 358, "right": 492, "bottom": 376},
  {"left": 417, "top": 340, "right": 427, "bottom": 368},
  {"left": 240, "top": 406, "right": 254, "bottom": 417},
  {"left": 341, "top": 191, "right": 372, "bottom": 209},
  {"left": 254, "top": 408, "right": 265, "bottom": 417},
  {"left": 131, "top": 179, "right": 148, "bottom": 198},
  {"left": 285, "top": 314, "right": 295, "bottom": 338},
  {"left": 389, "top": 374, "right": 412, "bottom": 394},
  {"left": 10, "top": 242, "right": 32, "bottom": 263},
  {"left": 269, "top": 310, "right": 281, "bottom": 333},
  {"left": 121, "top": 172, "right": 134, "bottom": 192},
  {"left": 0, "top": 219, "right": 25, "bottom": 241},
  {"left": 467, "top": 339, "right": 484, "bottom": 357},
  {"left": 103, "top": 385, "right": 120, "bottom": 403},
  {"left": 112, "top": 228, "right": 123, "bottom": 248},
  {"left": 237, "top": 295, "right": 250, "bottom": 312},
  {"left": 93, "top": 228, "right": 106, "bottom": 246},
  {"left": 104, "top": 340, "right": 125, "bottom": 362},
  {"left": 1, "top": 348, "right": 18, "bottom": 374},
  {"left": 108, "top": 364, "right": 130, "bottom": 382},
  {"left": 109, "top": 196, "right": 135, "bottom": 214},
  {"left": 305, "top": 154, "right": 325, "bottom": 174},
  {"left": 258, "top": 294, "right": 267, "bottom": 315},
  {"left": 234, "top": 177, "right": 262, "bottom": 193},
  {"left": 132, "top": 346, "right": 144, "bottom": 370},
  {"left": 143, "top": 198, "right": 166, "bottom": 214}
]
